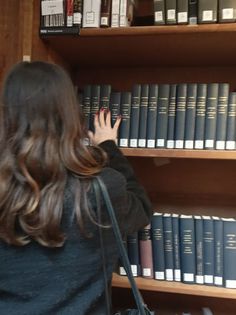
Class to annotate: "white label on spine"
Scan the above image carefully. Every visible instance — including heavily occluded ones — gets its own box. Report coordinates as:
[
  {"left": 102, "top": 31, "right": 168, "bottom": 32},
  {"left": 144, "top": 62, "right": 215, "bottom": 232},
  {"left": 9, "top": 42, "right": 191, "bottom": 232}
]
[
  {"left": 165, "top": 269, "right": 173, "bottom": 281},
  {"left": 155, "top": 271, "right": 165, "bottom": 280},
  {"left": 101, "top": 17, "right": 108, "bottom": 26},
  {"left": 157, "top": 139, "right": 165, "bottom": 147},
  {"left": 225, "top": 279, "right": 236, "bottom": 288},
  {"left": 214, "top": 276, "right": 223, "bottom": 286},
  {"left": 203, "top": 10, "right": 213, "bottom": 21},
  {"left": 119, "top": 138, "right": 128, "bottom": 147},
  {"left": 216, "top": 141, "right": 225, "bottom": 150},
  {"left": 205, "top": 139, "right": 214, "bottom": 148},
  {"left": 131, "top": 265, "right": 137, "bottom": 276},
  {"left": 185, "top": 140, "right": 194, "bottom": 149},
  {"left": 167, "top": 9, "right": 175, "bottom": 20},
  {"left": 178, "top": 12, "right": 187, "bottom": 23},
  {"left": 167, "top": 140, "right": 174, "bottom": 149},
  {"left": 147, "top": 140, "right": 155, "bottom": 148},
  {"left": 226, "top": 141, "right": 235, "bottom": 150},
  {"left": 67, "top": 16, "right": 73, "bottom": 27},
  {"left": 174, "top": 269, "right": 181, "bottom": 281},
  {"left": 155, "top": 11, "right": 163, "bottom": 22},
  {"left": 138, "top": 139, "right": 146, "bottom": 147},
  {"left": 195, "top": 140, "right": 204, "bottom": 149},
  {"left": 196, "top": 275, "right": 204, "bottom": 284},
  {"left": 119, "top": 267, "right": 126, "bottom": 275},
  {"left": 41, "top": 0, "right": 63, "bottom": 16},
  {"left": 143, "top": 268, "right": 151, "bottom": 277},
  {"left": 183, "top": 273, "right": 194, "bottom": 282},
  {"left": 130, "top": 139, "right": 137, "bottom": 147},
  {"left": 73, "top": 13, "right": 82, "bottom": 24},
  {"left": 204, "top": 275, "right": 213, "bottom": 284},
  {"left": 222, "top": 8, "right": 234, "bottom": 20},
  {"left": 175, "top": 140, "right": 184, "bottom": 148}
]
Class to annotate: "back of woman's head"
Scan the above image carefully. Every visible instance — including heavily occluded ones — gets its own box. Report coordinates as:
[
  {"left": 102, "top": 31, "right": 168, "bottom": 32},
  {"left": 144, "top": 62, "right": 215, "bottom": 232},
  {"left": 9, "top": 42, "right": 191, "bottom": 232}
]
[{"left": 0, "top": 61, "right": 105, "bottom": 247}]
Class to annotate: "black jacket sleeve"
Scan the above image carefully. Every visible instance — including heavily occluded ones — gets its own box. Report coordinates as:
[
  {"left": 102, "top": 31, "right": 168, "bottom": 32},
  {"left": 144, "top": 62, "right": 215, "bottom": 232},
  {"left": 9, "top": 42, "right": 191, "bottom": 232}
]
[{"left": 99, "top": 140, "right": 153, "bottom": 234}]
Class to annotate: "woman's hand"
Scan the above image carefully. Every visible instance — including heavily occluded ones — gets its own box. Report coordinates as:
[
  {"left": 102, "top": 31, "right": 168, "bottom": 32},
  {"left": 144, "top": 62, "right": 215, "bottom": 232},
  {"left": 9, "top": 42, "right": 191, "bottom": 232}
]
[{"left": 88, "top": 109, "right": 121, "bottom": 145}]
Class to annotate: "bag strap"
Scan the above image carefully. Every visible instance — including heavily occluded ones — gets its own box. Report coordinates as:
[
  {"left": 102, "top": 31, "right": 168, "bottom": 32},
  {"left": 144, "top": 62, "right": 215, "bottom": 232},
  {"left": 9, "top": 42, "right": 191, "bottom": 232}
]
[{"left": 93, "top": 176, "right": 148, "bottom": 315}]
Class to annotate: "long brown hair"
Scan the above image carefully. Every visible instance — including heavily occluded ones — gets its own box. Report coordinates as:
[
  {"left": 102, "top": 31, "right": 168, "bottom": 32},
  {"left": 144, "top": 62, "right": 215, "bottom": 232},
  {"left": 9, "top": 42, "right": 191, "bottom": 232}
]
[{"left": 0, "top": 61, "right": 106, "bottom": 247}]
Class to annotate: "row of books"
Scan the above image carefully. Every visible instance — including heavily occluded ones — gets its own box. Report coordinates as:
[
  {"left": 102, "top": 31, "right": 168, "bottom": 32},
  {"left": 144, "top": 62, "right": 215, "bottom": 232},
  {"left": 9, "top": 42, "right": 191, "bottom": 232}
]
[
  {"left": 40, "top": 0, "right": 135, "bottom": 34},
  {"left": 154, "top": 0, "right": 236, "bottom": 25},
  {"left": 79, "top": 83, "right": 236, "bottom": 150},
  {"left": 118, "top": 212, "right": 236, "bottom": 289}
]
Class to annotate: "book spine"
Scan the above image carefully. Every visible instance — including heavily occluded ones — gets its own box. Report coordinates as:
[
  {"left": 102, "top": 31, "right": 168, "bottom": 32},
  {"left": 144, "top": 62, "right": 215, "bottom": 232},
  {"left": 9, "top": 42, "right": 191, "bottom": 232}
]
[
  {"left": 180, "top": 215, "right": 196, "bottom": 284},
  {"left": 188, "top": 0, "right": 198, "bottom": 24},
  {"left": 151, "top": 212, "right": 165, "bottom": 280},
  {"left": 156, "top": 84, "right": 170, "bottom": 148},
  {"left": 167, "top": 84, "right": 177, "bottom": 149},
  {"left": 118, "top": 237, "right": 128, "bottom": 275},
  {"left": 147, "top": 84, "right": 158, "bottom": 148},
  {"left": 100, "top": 0, "right": 111, "bottom": 27},
  {"left": 172, "top": 214, "right": 181, "bottom": 282},
  {"left": 154, "top": 0, "right": 166, "bottom": 25},
  {"left": 90, "top": 85, "right": 101, "bottom": 132},
  {"left": 139, "top": 224, "right": 154, "bottom": 278},
  {"left": 119, "top": 92, "right": 132, "bottom": 147},
  {"left": 198, "top": 0, "right": 218, "bottom": 24},
  {"left": 163, "top": 214, "right": 174, "bottom": 281},
  {"left": 194, "top": 215, "right": 204, "bottom": 284},
  {"left": 120, "top": 0, "right": 128, "bottom": 26},
  {"left": 82, "top": 0, "right": 101, "bottom": 28},
  {"left": 73, "top": 0, "right": 82, "bottom": 26},
  {"left": 223, "top": 218, "right": 236, "bottom": 288},
  {"left": 175, "top": 84, "right": 187, "bottom": 149},
  {"left": 111, "top": 0, "right": 120, "bottom": 27},
  {"left": 219, "top": 0, "right": 236, "bottom": 23},
  {"left": 129, "top": 84, "right": 141, "bottom": 148},
  {"left": 177, "top": 0, "right": 188, "bottom": 24},
  {"left": 67, "top": 0, "right": 74, "bottom": 27},
  {"left": 82, "top": 85, "right": 92, "bottom": 132},
  {"left": 203, "top": 216, "right": 214, "bottom": 285},
  {"left": 109, "top": 92, "right": 121, "bottom": 127},
  {"left": 184, "top": 83, "right": 197, "bottom": 149},
  {"left": 194, "top": 84, "right": 207, "bottom": 149},
  {"left": 138, "top": 84, "right": 149, "bottom": 148},
  {"left": 204, "top": 83, "right": 219, "bottom": 150},
  {"left": 213, "top": 216, "right": 223, "bottom": 286},
  {"left": 166, "top": 0, "right": 177, "bottom": 24},
  {"left": 216, "top": 83, "right": 230, "bottom": 150},
  {"left": 127, "top": 232, "right": 140, "bottom": 276},
  {"left": 100, "top": 84, "right": 111, "bottom": 110},
  {"left": 226, "top": 92, "right": 236, "bottom": 150}
]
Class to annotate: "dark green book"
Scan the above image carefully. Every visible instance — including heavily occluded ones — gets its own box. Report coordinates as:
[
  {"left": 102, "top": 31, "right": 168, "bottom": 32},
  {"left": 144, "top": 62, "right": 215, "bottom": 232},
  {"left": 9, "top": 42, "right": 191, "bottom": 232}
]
[
  {"left": 198, "top": 0, "right": 218, "bottom": 24},
  {"left": 194, "top": 84, "right": 207, "bottom": 149},
  {"left": 138, "top": 84, "right": 149, "bottom": 147},
  {"left": 129, "top": 84, "right": 141, "bottom": 148},
  {"left": 166, "top": 0, "right": 177, "bottom": 24},
  {"left": 219, "top": 0, "right": 236, "bottom": 23},
  {"left": 147, "top": 84, "right": 158, "bottom": 148},
  {"left": 226, "top": 92, "right": 236, "bottom": 150},
  {"left": 154, "top": 0, "right": 166, "bottom": 25},
  {"left": 175, "top": 84, "right": 187, "bottom": 149},
  {"left": 156, "top": 84, "right": 170, "bottom": 148},
  {"left": 184, "top": 83, "right": 197, "bottom": 149}
]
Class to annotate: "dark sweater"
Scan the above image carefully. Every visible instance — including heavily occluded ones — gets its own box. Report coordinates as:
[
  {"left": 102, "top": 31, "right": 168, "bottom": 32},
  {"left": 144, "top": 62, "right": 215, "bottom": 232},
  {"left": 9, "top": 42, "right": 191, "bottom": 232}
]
[{"left": 0, "top": 140, "right": 152, "bottom": 315}]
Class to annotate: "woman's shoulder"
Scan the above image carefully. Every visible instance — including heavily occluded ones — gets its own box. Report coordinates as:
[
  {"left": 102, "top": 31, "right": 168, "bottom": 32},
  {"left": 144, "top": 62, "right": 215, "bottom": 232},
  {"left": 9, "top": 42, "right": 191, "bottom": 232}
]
[{"left": 99, "top": 167, "right": 126, "bottom": 194}]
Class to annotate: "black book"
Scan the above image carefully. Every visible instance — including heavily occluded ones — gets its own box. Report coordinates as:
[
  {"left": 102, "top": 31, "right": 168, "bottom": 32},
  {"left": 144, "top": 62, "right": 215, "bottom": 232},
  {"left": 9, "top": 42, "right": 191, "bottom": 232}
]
[
  {"left": 163, "top": 213, "right": 174, "bottom": 281},
  {"left": 73, "top": 0, "right": 83, "bottom": 26},
  {"left": 198, "top": 0, "right": 218, "bottom": 24},
  {"left": 177, "top": 0, "right": 188, "bottom": 24},
  {"left": 167, "top": 84, "right": 177, "bottom": 149},
  {"left": 118, "top": 237, "right": 128, "bottom": 276},
  {"left": 184, "top": 83, "right": 197, "bottom": 149},
  {"left": 216, "top": 83, "right": 230, "bottom": 150},
  {"left": 119, "top": 92, "right": 132, "bottom": 147},
  {"left": 194, "top": 84, "right": 207, "bottom": 149},
  {"left": 180, "top": 215, "right": 196, "bottom": 284},
  {"left": 175, "top": 84, "right": 187, "bottom": 149},
  {"left": 129, "top": 84, "right": 141, "bottom": 148},
  {"left": 156, "top": 84, "right": 170, "bottom": 148},
  {"left": 204, "top": 83, "right": 219, "bottom": 150},
  {"left": 194, "top": 215, "right": 204, "bottom": 284},
  {"left": 188, "top": 0, "right": 198, "bottom": 24},
  {"left": 203, "top": 216, "right": 214, "bottom": 285},
  {"left": 138, "top": 85, "right": 149, "bottom": 148},
  {"left": 109, "top": 92, "right": 121, "bottom": 127},
  {"left": 100, "top": 84, "right": 111, "bottom": 110},
  {"left": 82, "top": 85, "right": 92, "bottom": 132},
  {"left": 154, "top": 0, "right": 166, "bottom": 25},
  {"left": 172, "top": 214, "right": 181, "bottom": 282},
  {"left": 223, "top": 218, "right": 236, "bottom": 288},
  {"left": 213, "top": 216, "right": 223, "bottom": 286},
  {"left": 147, "top": 84, "right": 158, "bottom": 148},
  {"left": 219, "top": 0, "right": 236, "bottom": 23},
  {"left": 151, "top": 212, "right": 165, "bottom": 280},
  {"left": 90, "top": 85, "right": 101, "bottom": 132},
  {"left": 226, "top": 92, "right": 236, "bottom": 150},
  {"left": 166, "top": 0, "right": 177, "bottom": 24},
  {"left": 127, "top": 232, "right": 140, "bottom": 277}
]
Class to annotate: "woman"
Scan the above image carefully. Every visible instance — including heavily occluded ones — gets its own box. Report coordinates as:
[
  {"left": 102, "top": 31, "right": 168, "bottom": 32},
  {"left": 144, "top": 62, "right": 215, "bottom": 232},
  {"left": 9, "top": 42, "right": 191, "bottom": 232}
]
[{"left": 0, "top": 61, "right": 152, "bottom": 314}]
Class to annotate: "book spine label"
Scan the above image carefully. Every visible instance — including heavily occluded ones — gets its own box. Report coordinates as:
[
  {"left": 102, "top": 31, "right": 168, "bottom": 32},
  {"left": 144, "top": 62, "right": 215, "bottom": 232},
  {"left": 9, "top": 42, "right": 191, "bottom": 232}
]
[
  {"left": 129, "top": 84, "right": 141, "bottom": 147},
  {"left": 156, "top": 84, "right": 170, "bottom": 148},
  {"left": 166, "top": 0, "right": 177, "bottom": 24},
  {"left": 138, "top": 85, "right": 149, "bottom": 147},
  {"left": 188, "top": 0, "right": 198, "bottom": 24},
  {"left": 147, "top": 84, "right": 158, "bottom": 148},
  {"left": 100, "top": 84, "right": 111, "bottom": 110},
  {"left": 198, "top": 0, "right": 218, "bottom": 23},
  {"left": 119, "top": 92, "right": 131, "bottom": 147},
  {"left": 226, "top": 92, "right": 236, "bottom": 150},
  {"left": 172, "top": 214, "right": 181, "bottom": 281},
  {"left": 139, "top": 225, "right": 154, "bottom": 278},
  {"left": 203, "top": 216, "right": 214, "bottom": 285},
  {"left": 100, "top": 0, "right": 111, "bottom": 26},
  {"left": 175, "top": 84, "right": 187, "bottom": 148},
  {"left": 73, "top": 0, "right": 82, "bottom": 25},
  {"left": 111, "top": 0, "right": 120, "bottom": 27},
  {"left": 195, "top": 216, "right": 204, "bottom": 284},
  {"left": 223, "top": 218, "right": 236, "bottom": 288},
  {"left": 127, "top": 232, "right": 140, "bottom": 276},
  {"left": 167, "top": 84, "right": 177, "bottom": 149},
  {"left": 177, "top": 0, "right": 188, "bottom": 24},
  {"left": 109, "top": 92, "right": 121, "bottom": 127},
  {"left": 194, "top": 84, "right": 207, "bottom": 149},
  {"left": 213, "top": 217, "right": 223, "bottom": 286},
  {"left": 163, "top": 214, "right": 174, "bottom": 281},
  {"left": 219, "top": 0, "right": 236, "bottom": 23},
  {"left": 184, "top": 83, "right": 197, "bottom": 149}
]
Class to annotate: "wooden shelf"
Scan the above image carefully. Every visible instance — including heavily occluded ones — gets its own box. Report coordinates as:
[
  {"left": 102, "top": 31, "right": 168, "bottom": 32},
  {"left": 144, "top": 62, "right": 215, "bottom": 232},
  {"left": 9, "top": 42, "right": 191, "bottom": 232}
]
[
  {"left": 121, "top": 148, "right": 236, "bottom": 160},
  {"left": 42, "top": 24, "right": 236, "bottom": 67},
  {"left": 112, "top": 273, "right": 236, "bottom": 299}
]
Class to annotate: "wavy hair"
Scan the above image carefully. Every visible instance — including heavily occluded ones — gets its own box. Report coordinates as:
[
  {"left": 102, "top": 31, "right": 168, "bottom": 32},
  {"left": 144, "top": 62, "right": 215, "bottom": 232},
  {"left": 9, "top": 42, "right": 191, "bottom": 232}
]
[{"left": 0, "top": 61, "right": 106, "bottom": 247}]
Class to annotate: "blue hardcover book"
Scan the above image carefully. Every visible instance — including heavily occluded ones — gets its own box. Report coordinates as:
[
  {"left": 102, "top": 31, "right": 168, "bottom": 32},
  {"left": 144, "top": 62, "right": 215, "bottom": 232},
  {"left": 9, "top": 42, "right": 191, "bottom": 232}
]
[
  {"left": 109, "top": 92, "right": 121, "bottom": 127},
  {"left": 138, "top": 84, "right": 149, "bottom": 147},
  {"left": 167, "top": 84, "right": 177, "bottom": 149},
  {"left": 127, "top": 232, "right": 140, "bottom": 277},
  {"left": 216, "top": 83, "right": 230, "bottom": 150},
  {"left": 194, "top": 84, "right": 207, "bottom": 149},
  {"left": 147, "top": 84, "right": 158, "bottom": 148},
  {"left": 175, "top": 84, "right": 187, "bottom": 149},
  {"left": 129, "top": 84, "right": 141, "bottom": 148},
  {"left": 180, "top": 215, "right": 196, "bottom": 283},
  {"left": 203, "top": 216, "right": 214, "bottom": 285},
  {"left": 163, "top": 213, "right": 174, "bottom": 281},
  {"left": 223, "top": 218, "right": 236, "bottom": 288},
  {"left": 213, "top": 216, "right": 223, "bottom": 286},
  {"left": 204, "top": 83, "right": 219, "bottom": 150},
  {"left": 184, "top": 83, "right": 197, "bottom": 149},
  {"left": 151, "top": 212, "right": 165, "bottom": 280},
  {"left": 226, "top": 92, "right": 236, "bottom": 150},
  {"left": 119, "top": 92, "right": 131, "bottom": 147},
  {"left": 172, "top": 213, "right": 181, "bottom": 282},
  {"left": 90, "top": 85, "right": 101, "bottom": 132},
  {"left": 156, "top": 84, "right": 170, "bottom": 148},
  {"left": 100, "top": 84, "right": 111, "bottom": 110},
  {"left": 194, "top": 215, "right": 204, "bottom": 284}
]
